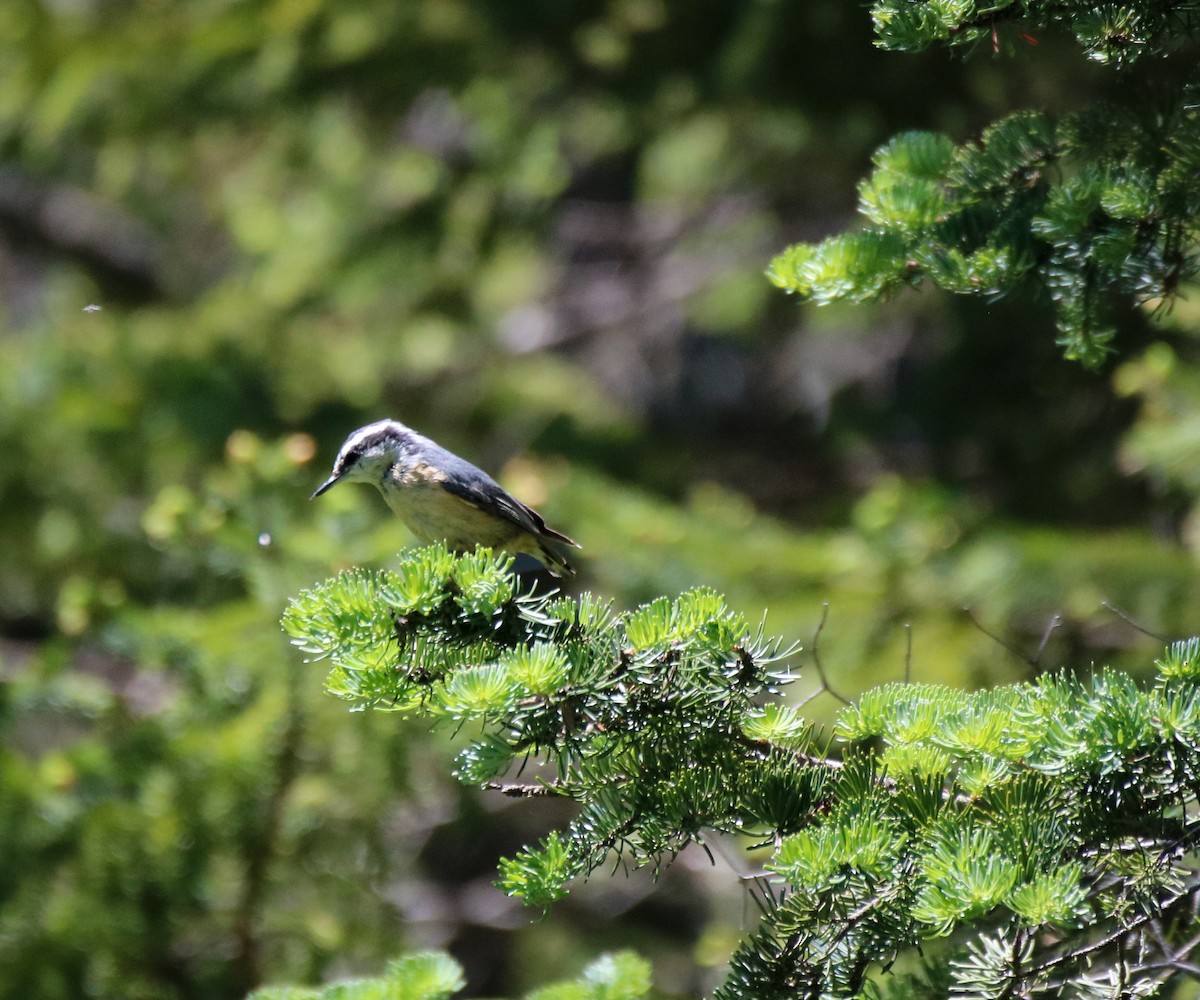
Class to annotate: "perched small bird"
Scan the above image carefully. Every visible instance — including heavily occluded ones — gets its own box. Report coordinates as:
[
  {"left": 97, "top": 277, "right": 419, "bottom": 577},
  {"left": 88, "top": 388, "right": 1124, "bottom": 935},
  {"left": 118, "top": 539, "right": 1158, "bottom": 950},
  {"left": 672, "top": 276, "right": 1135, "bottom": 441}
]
[{"left": 312, "top": 419, "right": 578, "bottom": 577}]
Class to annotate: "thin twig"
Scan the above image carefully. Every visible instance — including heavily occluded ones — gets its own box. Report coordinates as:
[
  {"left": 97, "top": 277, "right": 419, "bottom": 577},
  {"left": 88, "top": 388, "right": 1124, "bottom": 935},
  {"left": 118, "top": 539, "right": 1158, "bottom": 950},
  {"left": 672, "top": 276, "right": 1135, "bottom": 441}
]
[
  {"left": 1028, "top": 883, "right": 1200, "bottom": 979},
  {"left": 482, "top": 781, "right": 567, "bottom": 797},
  {"left": 812, "top": 866, "right": 912, "bottom": 967},
  {"left": 232, "top": 660, "right": 305, "bottom": 994},
  {"left": 795, "top": 687, "right": 823, "bottom": 709},
  {"left": 736, "top": 732, "right": 845, "bottom": 771},
  {"left": 1137, "top": 958, "right": 1200, "bottom": 977},
  {"left": 1031, "top": 613, "right": 1062, "bottom": 668},
  {"left": 903, "top": 623, "right": 912, "bottom": 684},
  {"left": 963, "top": 606, "right": 1037, "bottom": 666},
  {"left": 1174, "top": 929, "right": 1200, "bottom": 962},
  {"left": 1101, "top": 601, "right": 1168, "bottom": 643},
  {"left": 1010, "top": 923, "right": 1028, "bottom": 994},
  {"left": 810, "top": 603, "right": 850, "bottom": 705}
]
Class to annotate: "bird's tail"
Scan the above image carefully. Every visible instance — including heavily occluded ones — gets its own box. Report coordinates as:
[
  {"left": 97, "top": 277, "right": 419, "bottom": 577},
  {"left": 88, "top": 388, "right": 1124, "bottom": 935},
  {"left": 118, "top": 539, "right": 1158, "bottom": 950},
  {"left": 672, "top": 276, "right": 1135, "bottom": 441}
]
[{"left": 539, "top": 540, "right": 576, "bottom": 578}]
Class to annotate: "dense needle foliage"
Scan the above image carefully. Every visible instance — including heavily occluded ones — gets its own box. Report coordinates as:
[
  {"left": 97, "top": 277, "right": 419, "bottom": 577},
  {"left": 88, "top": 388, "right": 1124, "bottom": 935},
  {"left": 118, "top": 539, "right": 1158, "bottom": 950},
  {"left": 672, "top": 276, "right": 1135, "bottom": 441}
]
[
  {"left": 284, "top": 545, "right": 802, "bottom": 906},
  {"left": 770, "top": 0, "right": 1200, "bottom": 365},
  {"left": 284, "top": 546, "right": 1200, "bottom": 997}
]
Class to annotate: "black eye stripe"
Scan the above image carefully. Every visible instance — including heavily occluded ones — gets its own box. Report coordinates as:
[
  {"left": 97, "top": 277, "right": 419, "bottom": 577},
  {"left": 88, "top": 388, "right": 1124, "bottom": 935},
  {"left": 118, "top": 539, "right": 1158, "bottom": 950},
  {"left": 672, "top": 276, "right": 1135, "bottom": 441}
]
[
  {"left": 347, "top": 431, "right": 391, "bottom": 456},
  {"left": 338, "top": 429, "right": 400, "bottom": 470}
]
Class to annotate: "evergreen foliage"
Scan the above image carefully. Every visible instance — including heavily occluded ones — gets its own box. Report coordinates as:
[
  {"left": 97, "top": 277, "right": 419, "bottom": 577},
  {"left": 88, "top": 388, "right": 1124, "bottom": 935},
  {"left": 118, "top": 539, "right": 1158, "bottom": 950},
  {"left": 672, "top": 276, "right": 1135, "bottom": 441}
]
[
  {"left": 284, "top": 544, "right": 801, "bottom": 908},
  {"left": 285, "top": 547, "right": 1200, "bottom": 997},
  {"left": 8, "top": 0, "right": 1200, "bottom": 997},
  {"left": 248, "top": 950, "right": 650, "bottom": 1000},
  {"left": 769, "top": 3, "right": 1200, "bottom": 366},
  {"left": 870, "top": 0, "right": 1199, "bottom": 66}
]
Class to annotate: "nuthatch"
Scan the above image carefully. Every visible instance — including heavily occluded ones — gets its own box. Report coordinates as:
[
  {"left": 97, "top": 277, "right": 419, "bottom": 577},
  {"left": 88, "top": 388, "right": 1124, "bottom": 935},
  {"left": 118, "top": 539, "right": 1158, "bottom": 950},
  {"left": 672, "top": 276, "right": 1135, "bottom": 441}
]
[{"left": 312, "top": 419, "right": 578, "bottom": 577}]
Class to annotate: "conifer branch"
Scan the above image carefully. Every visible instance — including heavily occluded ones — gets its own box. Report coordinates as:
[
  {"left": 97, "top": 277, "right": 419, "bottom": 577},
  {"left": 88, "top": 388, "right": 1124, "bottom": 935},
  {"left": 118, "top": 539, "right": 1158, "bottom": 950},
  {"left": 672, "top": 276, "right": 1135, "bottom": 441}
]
[
  {"left": 287, "top": 547, "right": 1200, "bottom": 997},
  {"left": 482, "top": 781, "right": 567, "bottom": 798},
  {"left": 1030, "top": 883, "right": 1200, "bottom": 982}
]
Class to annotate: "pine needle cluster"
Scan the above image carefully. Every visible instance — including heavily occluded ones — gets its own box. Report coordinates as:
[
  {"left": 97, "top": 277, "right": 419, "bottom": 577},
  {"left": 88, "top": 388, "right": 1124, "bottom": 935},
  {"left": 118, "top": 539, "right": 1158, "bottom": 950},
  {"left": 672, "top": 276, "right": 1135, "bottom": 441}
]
[
  {"left": 284, "top": 544, "right": 803, "bottom": 907},
  {"left": 769, "top": 3, "right": 1200, "bottom": 366},
  {"left": 870, "top": 0, "right": 1200, "bottom": 67},
  {"left": 284, "top": 546, "right": 1200, "bottom": 998}
]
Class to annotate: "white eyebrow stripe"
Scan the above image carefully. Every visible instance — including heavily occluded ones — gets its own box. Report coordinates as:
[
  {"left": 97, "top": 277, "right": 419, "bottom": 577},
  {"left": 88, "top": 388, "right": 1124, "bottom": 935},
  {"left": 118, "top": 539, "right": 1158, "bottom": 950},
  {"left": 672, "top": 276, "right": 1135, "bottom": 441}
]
[{"left": 339, "top": 420, "right": 399, "bottom": 456}]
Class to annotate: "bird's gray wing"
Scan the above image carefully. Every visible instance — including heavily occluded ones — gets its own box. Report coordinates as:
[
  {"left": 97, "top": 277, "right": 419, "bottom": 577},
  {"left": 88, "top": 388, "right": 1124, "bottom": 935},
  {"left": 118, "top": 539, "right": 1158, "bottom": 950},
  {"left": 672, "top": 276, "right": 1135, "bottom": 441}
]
[{"left": 439, "top": 474, "right": 575, "bottom": 546}]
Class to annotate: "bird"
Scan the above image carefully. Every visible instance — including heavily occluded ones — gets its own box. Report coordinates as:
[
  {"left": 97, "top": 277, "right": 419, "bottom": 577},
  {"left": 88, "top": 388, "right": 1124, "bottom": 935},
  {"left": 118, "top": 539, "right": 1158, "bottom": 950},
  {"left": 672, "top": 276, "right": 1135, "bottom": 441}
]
[{"left": 311, "top": 419, "right": 578, "bottom": 577}]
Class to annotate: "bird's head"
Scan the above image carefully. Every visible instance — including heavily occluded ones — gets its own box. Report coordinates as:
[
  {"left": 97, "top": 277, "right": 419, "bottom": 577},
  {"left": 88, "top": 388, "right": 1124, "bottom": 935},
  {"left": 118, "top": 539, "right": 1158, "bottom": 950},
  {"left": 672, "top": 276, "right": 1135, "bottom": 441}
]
[{"left": 311, "top": 419, "right": 411, "bottom": 498}]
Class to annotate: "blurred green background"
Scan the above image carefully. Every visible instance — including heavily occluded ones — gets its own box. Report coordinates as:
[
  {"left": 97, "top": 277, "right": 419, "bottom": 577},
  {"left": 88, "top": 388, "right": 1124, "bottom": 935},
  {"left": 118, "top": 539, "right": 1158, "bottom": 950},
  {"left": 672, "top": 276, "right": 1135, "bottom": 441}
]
[{"left": 3, "top": 1, "right": 1200, "bottom": 997}]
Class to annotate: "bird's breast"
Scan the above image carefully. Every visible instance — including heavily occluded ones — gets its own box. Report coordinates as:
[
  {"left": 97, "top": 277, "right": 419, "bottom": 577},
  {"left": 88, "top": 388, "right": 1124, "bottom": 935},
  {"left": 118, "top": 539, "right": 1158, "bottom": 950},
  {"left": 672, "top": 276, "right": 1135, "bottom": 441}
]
[{"left": 378, "top": 464, "right": 518, "bottom": 550}]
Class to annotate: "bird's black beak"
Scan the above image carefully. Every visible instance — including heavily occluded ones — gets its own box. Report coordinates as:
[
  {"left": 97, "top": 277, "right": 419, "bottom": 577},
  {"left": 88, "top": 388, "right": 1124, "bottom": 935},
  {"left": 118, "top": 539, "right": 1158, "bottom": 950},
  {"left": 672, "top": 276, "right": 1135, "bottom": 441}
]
[{"left": 311, "top": 471, "right": 342, "bottom": 499}]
